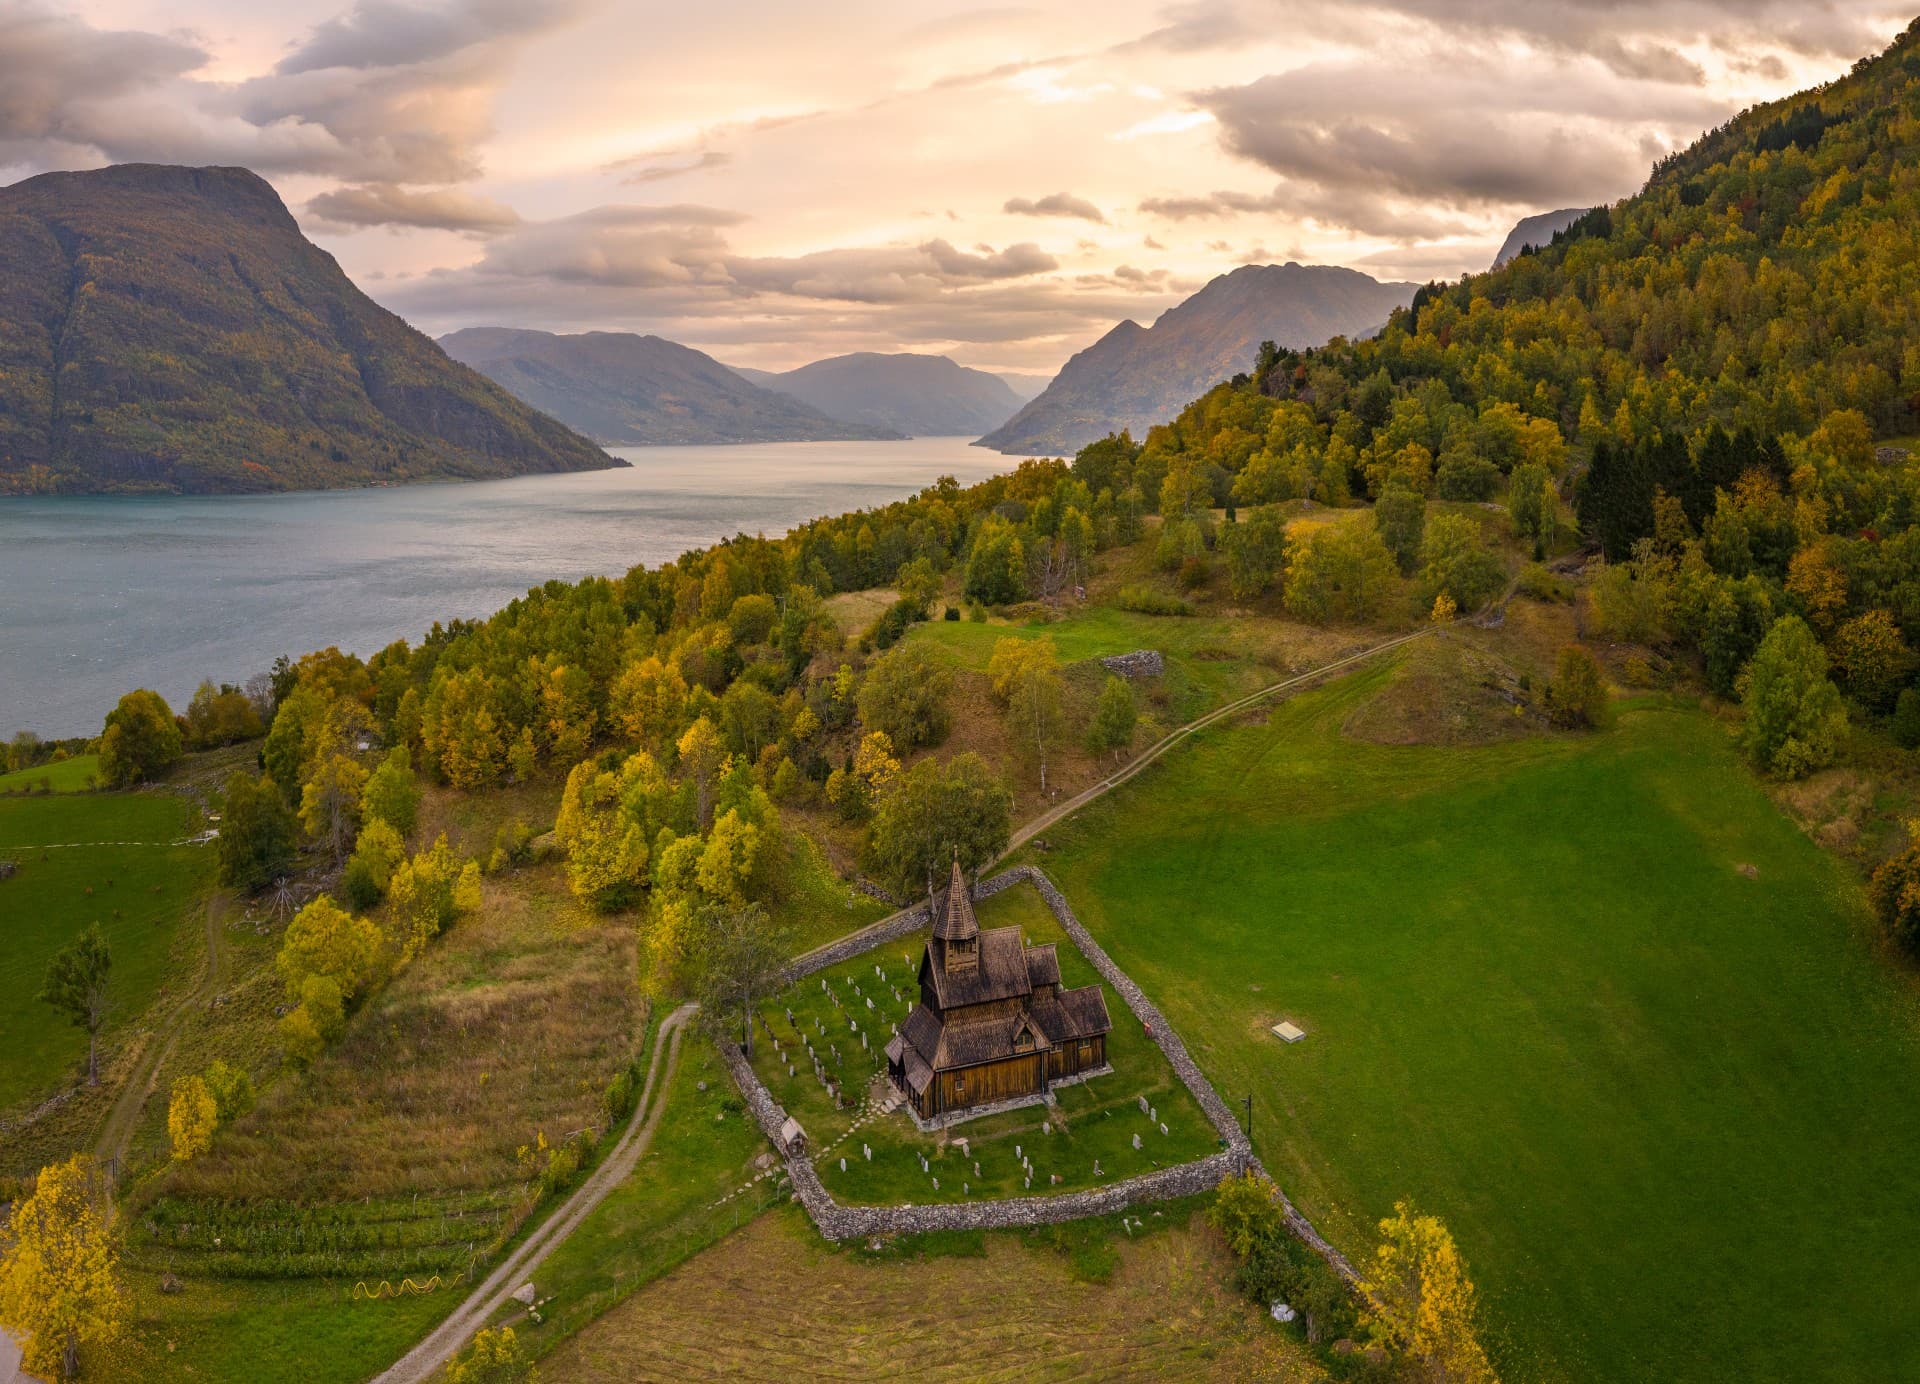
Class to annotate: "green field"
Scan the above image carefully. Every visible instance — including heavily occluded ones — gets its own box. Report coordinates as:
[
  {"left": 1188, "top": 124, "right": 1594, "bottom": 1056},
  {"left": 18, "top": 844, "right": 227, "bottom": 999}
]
[
  {"left": 1025, "top": 662, "right": 1920, "bottom": 1382},
  {"left": 0, "top": 753, "right": 101, "bottom": 794},
  {"left": 0, "top": 791, "right": 210, "bottom": 1108},
  {"left": 518, "top": 1034, "right": 776, "bottom": 1357},
  {"left": 906, "top": 604, "right": 1331, "bottom": 728},
  {"left": 750, "top": 882, "right": 1218, "bottom": 1207}
]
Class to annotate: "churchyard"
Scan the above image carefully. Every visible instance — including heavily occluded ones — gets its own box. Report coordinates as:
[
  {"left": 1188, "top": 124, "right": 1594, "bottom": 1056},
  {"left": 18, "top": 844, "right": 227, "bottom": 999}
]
[{"left": 746, "top": 878, "right": 1220, "bottom": 1207}]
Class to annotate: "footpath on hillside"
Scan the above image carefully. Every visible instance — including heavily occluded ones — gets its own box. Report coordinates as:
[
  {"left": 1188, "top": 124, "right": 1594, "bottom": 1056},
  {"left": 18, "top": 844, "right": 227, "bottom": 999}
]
[{"left": 375, "top": 626, "right": 1429, "bottom": 1378}]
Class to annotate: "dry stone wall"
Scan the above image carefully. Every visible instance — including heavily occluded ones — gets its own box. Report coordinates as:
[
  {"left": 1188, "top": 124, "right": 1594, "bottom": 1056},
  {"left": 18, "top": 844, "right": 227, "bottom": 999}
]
[{"left": 728, "top": 863, "right": 1376, "bottom": 1289}]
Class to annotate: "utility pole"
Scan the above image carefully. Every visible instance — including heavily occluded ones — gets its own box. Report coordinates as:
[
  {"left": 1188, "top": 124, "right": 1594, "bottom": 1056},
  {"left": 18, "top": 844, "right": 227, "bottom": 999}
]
[{"left": 1242, "top": 1093, "right": 1254, "bottom": 1144}]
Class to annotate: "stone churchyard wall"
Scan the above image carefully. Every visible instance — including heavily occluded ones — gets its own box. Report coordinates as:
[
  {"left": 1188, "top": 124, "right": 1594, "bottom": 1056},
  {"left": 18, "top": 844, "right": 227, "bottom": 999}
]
[{"left": 724, "top": 866, "right": 1362, "bottom": 1285}]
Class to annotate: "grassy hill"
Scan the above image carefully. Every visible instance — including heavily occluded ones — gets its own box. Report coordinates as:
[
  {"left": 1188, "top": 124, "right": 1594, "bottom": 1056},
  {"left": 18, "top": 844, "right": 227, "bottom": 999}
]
[
  {"left": 1021, "top": 661, "right": 1920, "bottom": 1382},
  {"left": 0, "top": 165, "right": 615, "bottom": 495},
  {"left": 0, "top": 791, "right": 210, "bottom": 1111}
]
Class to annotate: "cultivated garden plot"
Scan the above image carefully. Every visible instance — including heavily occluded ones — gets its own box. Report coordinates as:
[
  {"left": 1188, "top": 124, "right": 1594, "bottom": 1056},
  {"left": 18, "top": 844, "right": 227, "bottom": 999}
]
[{"left": 747, "top": 880, "right": 1219, "bottom": 1207}]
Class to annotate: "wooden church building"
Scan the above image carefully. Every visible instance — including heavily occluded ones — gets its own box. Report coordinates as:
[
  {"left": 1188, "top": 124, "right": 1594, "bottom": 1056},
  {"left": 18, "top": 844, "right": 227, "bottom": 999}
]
[{"left": 885, "top": 860, "right": 1112, "bottom": 1121}]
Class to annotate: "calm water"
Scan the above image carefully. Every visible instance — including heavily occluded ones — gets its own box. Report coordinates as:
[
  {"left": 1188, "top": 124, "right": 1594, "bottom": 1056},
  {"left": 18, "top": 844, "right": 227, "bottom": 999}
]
[{"left": 0, "top": 437, "right": 1006, "bottom": 738}]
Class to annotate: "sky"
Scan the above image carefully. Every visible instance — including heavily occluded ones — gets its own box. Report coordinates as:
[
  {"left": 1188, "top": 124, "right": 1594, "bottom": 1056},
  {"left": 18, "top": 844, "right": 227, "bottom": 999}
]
[{"left": 1, "top": 1, "right": 1910, "bottom": 372}]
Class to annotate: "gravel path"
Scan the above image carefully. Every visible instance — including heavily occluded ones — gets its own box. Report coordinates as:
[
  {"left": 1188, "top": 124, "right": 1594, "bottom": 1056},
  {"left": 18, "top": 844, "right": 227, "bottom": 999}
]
[{"left": 368, "top": 1002, "right": 697, "bottom": 1384}]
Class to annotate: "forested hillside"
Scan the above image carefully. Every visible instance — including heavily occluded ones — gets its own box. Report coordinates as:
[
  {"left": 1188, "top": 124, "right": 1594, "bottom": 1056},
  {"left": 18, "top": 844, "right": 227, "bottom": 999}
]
[
  {"left": 0, "top": 165, "right": 615, "bottom": 495},
  {"left": 1065, "top": 19, "right": 1920, "bottom": 773}
]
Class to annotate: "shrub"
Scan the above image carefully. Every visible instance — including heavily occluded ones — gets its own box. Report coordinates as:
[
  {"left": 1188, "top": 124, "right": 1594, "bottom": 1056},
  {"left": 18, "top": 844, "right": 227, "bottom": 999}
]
[
  {"left": 1892, "top": 688, "right": 1920, "bottom": 750},
  {"left": 943, "top": 606, "right": 960, "bottom": 621},
  {"left": 1515, "top": 563, "right": 1572, "bottom": 603},
  {"left": 1544, "top": 646, "right": 1610, "bottom": 729},
  {"left": 603, "top": 1068, "right": 637, "bottom": 1125},
  {"left": 1115, "top": 585, "right": 1194, "bottom": 616}
]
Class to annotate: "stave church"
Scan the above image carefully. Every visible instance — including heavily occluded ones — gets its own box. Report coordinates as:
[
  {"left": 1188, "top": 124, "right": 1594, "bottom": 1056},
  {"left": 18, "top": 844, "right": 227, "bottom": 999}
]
[{"left": 885, "top": 860, "right": 1112, "bottom": 1121}]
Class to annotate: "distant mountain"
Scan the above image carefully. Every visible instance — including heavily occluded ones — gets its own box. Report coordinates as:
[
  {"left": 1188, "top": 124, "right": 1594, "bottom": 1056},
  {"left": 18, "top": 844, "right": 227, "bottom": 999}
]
[
  {"left": 743, "top": 353, "right": 1023, "bottom": 436},
  {"left": 1490, "top": 208, "right": 1592, "bottom": 270},
  {"left": 989, "top": 371, "right": 1053, "bottom": 404},
  {"left": 0, "top": 164, "right": 613, "bottom": 495},
  {"left": 977, "top": 263, "right": 1417, "bottom": 456},
  {"left": 441, "top": 330, "right": 902, "bottom": 446}
]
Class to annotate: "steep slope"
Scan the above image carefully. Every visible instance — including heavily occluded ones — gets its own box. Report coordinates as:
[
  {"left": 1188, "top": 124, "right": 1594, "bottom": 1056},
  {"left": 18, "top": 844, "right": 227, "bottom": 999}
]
[
  {"left": 751, "top": 352, "right": 1023, "bottom": 435},
  {"left": 1489, "top": 208, "right": 1592, "bottom": 269},
  {"left": 441, "top": 330, "right": 902, "bottom": 446},
  {"left": 0, "top": 164, "right": 613, "bottom": 495},
  {"left": 977, "top": 262, "right": 1417, "bottom": 456}
]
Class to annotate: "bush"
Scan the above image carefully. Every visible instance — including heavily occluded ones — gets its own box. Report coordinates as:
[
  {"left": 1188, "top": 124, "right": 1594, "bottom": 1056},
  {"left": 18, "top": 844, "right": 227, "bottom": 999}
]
[
  {"left": 1115, "top": 585, "right": 1194, "bottom": 616},
  {"left": 602, "top": 1067, "right": 637, "bottom": 1125},
  {"left": 1544, "top": 646, "right": 1610, "bottom": 728},
  {"left": 1515, "top": 563, "right": 1572, "bottom": 603},
  {"left": 1892, "top": 687, "right": 1920, "bottom": 750},
  {"left": 943, "top": 606, "right": 960, "bottom": 621}
]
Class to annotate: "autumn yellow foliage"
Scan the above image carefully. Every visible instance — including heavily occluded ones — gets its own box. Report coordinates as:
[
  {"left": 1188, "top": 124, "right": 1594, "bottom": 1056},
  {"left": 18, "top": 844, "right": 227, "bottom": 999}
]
[
  {"left": 1364, "top": 1200, "right": 1497, "bottom": 1384},
  {"left": 167, "top": 1074, "right": 218, "bottom": 1161},
  {"left": 0, "top": 1155, "right": 124, "bottom": 1379}
]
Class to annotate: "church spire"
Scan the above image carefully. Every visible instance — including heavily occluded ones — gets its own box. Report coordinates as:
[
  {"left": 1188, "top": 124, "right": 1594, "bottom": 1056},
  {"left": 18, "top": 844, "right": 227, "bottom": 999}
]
[{"left": 931, "top": 856, "right": 978, "bottom": 943}]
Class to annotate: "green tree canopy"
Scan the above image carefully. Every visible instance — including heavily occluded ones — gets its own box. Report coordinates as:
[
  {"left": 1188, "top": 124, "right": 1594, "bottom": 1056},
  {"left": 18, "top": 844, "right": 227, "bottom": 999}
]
[{"left": 98, "top": 688, "right": 181, "bottom": 787}]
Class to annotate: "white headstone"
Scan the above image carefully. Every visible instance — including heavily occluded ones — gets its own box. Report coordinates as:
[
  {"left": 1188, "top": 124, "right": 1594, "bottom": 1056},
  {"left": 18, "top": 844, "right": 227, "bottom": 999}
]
[
  {"left": 1161, "top": 1122, "right": 1168, "bottom": 1135},
  {"left": 839, "top": 1158, "right": 847, "bottom": 1172},
  {"left": 1132, "top": 1133, "right": 1142, "bottom": 1150},
  {"left": 864, "top": 1144, "right": 871, "bottom": 1160}
]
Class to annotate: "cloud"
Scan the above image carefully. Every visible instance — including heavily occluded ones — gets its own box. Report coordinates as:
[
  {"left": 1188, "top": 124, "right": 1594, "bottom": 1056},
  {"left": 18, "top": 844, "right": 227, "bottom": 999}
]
[
  {"left": 1003, "top": 191, "right": 1105, "bottom": 222},
  {"left": 304, "top": 182, "right": 522, "bottom": 233},
  {"left": 1139, "top": 187, "right": 1288, "bottom": 220},
  {"left": 276, "top": 0, "right": 586, "bottom": 74},
  {"left": 0, "top": 0, "right": 582, "bottom": 186},
  {"left": 618, "top": 150, "right": 732, "bottom": 184},
  {"left": 455, "top": 203, "right": 1058, "bottom": 305}
]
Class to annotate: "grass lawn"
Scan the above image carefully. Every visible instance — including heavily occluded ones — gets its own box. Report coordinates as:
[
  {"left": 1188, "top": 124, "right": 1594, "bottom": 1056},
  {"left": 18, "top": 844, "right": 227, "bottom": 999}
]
[
  {"left": 0, "top": 790, "right": 210, "bottom": 1109},
  {"left": 749, "top": 881, "right": 1219, "bottom": 1207},
  {"left": 1024, "top": 658, "right": 1920, "bottom": 1382},
  {"left": 515, "top": 1035, "right": 776, "bottom": 1358},
  {"left": 0, "top": 753, "right": 102, "bottom": 794},
  {"left": 103, "top": 1272, "right": 451, "bottom": 1383},
  {"left": 906, "top": 604, "right": 1329, "bottom": 728}
]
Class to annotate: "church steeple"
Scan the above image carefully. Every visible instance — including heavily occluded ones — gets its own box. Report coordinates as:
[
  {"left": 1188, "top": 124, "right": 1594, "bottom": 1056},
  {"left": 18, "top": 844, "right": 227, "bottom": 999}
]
[{"left": 933, "top": 857, "right": 979, "bottom": 972}]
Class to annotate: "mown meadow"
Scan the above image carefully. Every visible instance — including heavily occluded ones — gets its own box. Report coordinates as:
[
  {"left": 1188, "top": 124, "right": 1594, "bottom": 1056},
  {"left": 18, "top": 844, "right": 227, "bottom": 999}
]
[{"left": 1026, "top": 654, "right": 1920, "bottom": 1383}]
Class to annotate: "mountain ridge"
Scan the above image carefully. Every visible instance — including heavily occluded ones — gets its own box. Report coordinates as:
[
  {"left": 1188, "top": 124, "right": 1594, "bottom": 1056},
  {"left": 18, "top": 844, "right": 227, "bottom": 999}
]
[
  {"left": 0, "top": 163, "right": 614, "bottom": 495},
  {"left": 440, "top": 328, "right": 904, "bottom": 446},
  {"left": 976, "top": 262, "right": 1417, "bottom": 456},
  {"left": 742, "top": 352, "right": 1024, "bottom": 436}
]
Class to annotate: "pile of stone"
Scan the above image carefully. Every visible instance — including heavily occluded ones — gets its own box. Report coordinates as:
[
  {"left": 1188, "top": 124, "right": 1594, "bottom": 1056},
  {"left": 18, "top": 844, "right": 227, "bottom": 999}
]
[{"left": 1100, "top": 650, "right": 1165, "bottom": 679}]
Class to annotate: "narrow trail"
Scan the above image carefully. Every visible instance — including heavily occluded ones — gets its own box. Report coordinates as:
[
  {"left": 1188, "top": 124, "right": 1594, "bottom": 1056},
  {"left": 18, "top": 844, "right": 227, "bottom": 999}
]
[
  {"left": 370, "top": 1002, "right": 699, "bottom": 1384},
  {"left": 794, "top": 626, "right": 1429, "bottom": 971},
  {"left": 1004, "top": 627, "right": 1432, "bottom": 856},
  {"left": 93, "top": 890, "right": 230, "bottom": 1176},
  {"left": 370, "top": 627, "right": 1430, "bottom": 1376}
]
